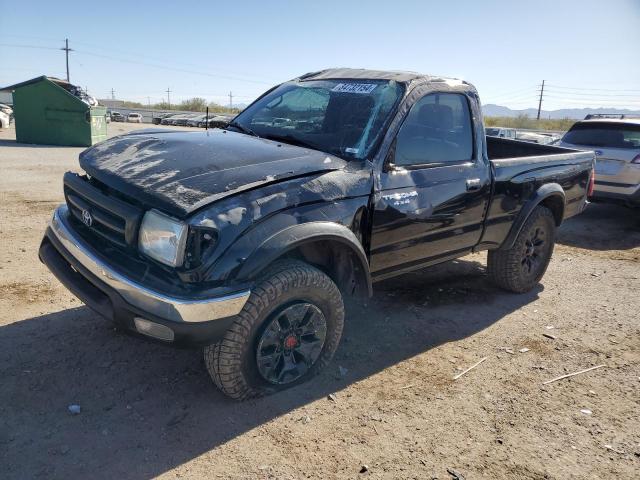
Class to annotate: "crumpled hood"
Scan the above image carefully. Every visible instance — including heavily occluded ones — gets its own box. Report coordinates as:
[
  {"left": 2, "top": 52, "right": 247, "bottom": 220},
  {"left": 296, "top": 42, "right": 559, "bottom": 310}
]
[{"left": 79, "top": 129, "right": 348, "bottom": 217}]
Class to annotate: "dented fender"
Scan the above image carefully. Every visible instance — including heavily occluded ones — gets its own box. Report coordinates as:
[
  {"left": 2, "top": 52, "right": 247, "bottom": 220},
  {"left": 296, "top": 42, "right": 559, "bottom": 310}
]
[{"left": 237, "top": 221, "right": 372, "bottom": 294}]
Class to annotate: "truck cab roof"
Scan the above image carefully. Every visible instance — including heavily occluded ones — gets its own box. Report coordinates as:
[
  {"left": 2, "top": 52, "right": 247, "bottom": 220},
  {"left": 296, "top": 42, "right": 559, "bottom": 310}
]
[{"left": 297, "top": 68, "right": 472, "bottom": 90}]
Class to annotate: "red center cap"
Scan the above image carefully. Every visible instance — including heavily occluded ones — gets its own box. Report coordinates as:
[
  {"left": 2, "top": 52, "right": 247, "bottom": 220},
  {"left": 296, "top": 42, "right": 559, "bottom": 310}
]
[{"left": 284, "top": 335, "right": 299, "bottom": 349}]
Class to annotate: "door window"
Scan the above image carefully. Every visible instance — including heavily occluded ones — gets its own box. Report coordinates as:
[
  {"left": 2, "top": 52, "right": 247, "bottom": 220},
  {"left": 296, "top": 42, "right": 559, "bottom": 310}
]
[{"left": 394, "top": 92, "right": 474, "bottom": 166}]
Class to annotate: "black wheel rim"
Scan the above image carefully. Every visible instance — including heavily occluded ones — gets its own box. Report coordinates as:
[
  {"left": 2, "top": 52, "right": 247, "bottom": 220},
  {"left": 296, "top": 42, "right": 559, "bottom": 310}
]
[
  {"left": 256, "top": 303, "right": 327, "bottom": 385},
  {"left": 521, "top": 225, "right": 547, "bottom": 275}
]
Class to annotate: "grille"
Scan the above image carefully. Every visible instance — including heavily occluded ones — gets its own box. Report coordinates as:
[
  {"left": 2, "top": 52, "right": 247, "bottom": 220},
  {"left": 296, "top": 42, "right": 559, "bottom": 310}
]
[{"left": 63, "top": 172, "right": 143, "bottom": 248}]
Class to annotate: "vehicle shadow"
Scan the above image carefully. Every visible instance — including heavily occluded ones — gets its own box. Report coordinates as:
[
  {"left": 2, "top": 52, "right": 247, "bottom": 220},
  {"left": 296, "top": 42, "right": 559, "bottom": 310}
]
[
  {"left": 557, "top": 202, "right": 640, "bottom": 251},
  {"left": 0, "top": 257, "right": 541, "bottom": 479},
  {"left": 0, "top": 139, "right": 81, "bottom": 149}
]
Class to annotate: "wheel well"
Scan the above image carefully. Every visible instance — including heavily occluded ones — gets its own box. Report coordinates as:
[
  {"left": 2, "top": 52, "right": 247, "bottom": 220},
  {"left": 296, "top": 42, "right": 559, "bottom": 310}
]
[
  {"left": 275, "top": 240, "right": 370, "bottom": 300},
  {"left": 540, "top": 195, "right": 564, "bottom": 226}
]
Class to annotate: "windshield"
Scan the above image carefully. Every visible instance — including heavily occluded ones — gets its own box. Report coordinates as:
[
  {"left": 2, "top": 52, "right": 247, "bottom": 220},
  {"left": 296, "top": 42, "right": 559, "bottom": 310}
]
[
  {"left": 486, "top": 128, "right": 500, "bottom": 136},
  {"left": 231, "top": 79, "right": 404, "bottom": 159},
  {"left": 563, "top": 122, "right": 640, "bottom": 149}
]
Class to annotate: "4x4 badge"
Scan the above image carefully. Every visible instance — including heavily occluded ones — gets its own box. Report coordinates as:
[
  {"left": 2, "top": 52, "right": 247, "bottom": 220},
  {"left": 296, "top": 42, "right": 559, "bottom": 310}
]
[{"left": 81, "top": 209, "right": 93, "bottom": 227}]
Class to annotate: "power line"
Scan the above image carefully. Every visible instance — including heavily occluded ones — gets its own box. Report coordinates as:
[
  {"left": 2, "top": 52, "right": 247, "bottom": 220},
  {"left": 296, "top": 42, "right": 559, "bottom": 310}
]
[
  {"left": 0, "top": 41, "right": 277, "bottom": 85},
  {"left": 69, "top": 39, "right": 282, "bottom": 83},
  {"left": 482, "top": 85, "right": 538, "bottom": 98},
  {"left": 0, "top": 33, "right": 65, "bottom": 42},
  {"left": 542, "top": 96, "right": 640, "bottom": 105},
  {"left": 545, "top": 84, "right": 640, "bottom": 93},
  {"left": 544, "top": 89, "right": 640, "bottom": 98},
  {"left": 0, "top": 42, "right": 59, "bottom": 50},
  {"left": 73, "top": 49, "right": 274, "bottom": 85}
]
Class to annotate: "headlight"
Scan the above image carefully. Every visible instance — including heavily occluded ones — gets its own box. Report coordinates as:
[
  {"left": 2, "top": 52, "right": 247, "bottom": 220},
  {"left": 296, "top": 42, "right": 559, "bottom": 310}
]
[{"left": 138, "top": 210, "right": 188, "bottom": 267}]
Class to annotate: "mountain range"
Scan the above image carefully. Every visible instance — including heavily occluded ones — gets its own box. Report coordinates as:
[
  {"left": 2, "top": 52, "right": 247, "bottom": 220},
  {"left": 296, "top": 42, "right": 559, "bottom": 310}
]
[{"left": 482, "top": 104, "right": 640, "bottom": 119}]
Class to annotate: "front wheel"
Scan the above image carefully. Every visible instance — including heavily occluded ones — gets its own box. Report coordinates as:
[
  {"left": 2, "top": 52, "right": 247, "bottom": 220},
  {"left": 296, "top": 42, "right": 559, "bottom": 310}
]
[
  {"left": 204, "top": 260, "right": 344, "bottom": 400},
  {"left": 488, "top": 206, "right": 556, "bottom": 293}
]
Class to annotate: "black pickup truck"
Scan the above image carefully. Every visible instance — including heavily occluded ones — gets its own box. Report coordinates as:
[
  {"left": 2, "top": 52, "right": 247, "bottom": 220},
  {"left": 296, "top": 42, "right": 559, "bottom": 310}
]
[{"left": 39, "top": 69, "right": 595, "bottom": 399}]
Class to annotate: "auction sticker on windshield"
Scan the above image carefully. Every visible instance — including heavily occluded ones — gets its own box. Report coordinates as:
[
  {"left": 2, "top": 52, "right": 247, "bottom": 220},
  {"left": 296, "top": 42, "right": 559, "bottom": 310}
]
[{"left": 331, "top": 83, "right": 377, "bottom": 94}]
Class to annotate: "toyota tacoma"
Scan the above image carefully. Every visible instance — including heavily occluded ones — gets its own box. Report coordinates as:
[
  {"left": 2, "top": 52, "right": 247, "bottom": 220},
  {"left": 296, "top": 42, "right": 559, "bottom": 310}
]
[{"left": 39, "top": 69, "right": 595, "bottom": 399}]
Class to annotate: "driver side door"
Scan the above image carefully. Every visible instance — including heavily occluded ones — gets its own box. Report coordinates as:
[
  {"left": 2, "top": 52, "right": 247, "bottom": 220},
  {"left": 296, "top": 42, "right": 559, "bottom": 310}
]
[{"left": 369, "top": 91, "right": 491, "bottom": 280}]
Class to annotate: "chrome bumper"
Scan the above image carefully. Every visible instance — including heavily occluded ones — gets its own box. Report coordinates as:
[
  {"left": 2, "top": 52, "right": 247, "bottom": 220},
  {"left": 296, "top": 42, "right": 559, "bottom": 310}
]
[{"left": 49, "top": 205, "right": 250, "bottom": 323}]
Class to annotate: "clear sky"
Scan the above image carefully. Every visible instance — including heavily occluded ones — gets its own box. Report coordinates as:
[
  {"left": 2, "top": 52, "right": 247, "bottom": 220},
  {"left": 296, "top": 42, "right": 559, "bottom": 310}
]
[{"left": 1, "top": 0, "right": 639, "bottom": 110}]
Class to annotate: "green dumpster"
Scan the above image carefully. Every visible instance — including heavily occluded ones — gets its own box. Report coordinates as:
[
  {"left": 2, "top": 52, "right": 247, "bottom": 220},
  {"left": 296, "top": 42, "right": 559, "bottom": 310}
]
[{"left": 1, "top": 76, "right": 107, "bottom": 147}]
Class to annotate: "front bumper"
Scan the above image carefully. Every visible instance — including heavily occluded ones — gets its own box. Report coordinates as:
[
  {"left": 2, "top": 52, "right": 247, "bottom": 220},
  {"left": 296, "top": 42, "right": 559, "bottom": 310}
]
[{"left": 39, "top": 206, "right": 250, "bottom": 345}]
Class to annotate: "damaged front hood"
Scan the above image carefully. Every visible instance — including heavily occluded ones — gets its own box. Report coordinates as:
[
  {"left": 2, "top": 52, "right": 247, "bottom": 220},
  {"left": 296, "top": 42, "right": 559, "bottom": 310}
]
[{"left": 79, "top": 129, "right": 348, "bottom": 217}]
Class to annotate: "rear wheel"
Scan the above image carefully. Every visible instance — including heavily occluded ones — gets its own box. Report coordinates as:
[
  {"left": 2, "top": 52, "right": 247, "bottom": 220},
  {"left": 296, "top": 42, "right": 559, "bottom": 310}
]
[
  {"left": 488, "top": 206, "right": 556, "bottom": 293},
  {"left": 204, "top": 260, "right": 344, "bottom": 400}
]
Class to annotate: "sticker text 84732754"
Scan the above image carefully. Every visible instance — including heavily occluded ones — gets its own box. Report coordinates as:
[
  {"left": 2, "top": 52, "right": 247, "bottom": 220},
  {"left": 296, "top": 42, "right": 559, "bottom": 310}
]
[{"left": 331, "top": 83, "right": 377, "bottom": 94}]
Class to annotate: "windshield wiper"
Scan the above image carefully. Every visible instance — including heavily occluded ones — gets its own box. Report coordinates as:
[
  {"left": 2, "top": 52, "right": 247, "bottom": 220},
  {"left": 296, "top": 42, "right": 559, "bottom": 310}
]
[
  {"left": 226, "top": 121, "right": 259, "bottom": 138},
  {"left": 263, "top": 133, "right": 322, "bottom": 152}
]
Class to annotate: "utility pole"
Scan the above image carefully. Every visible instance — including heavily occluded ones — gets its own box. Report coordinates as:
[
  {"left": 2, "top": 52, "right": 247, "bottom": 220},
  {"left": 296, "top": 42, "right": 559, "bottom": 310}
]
[
  {"left": 166, "top": 87, "right": 171, "bottom": 108},
  {"left": 111, "top": 88, "right": 115, "bottom": 100},
  {"left": 61, "top": 38, "right": 74, "bottom": 82},
  {"left": 147, "top": 96, "right": 151, "bottom": 108},
  {"left": 536, "top": 80, "right": 545, "bottom": 120},
  {"left": 229, "top": 91, "right": 233, "bottom": 110}
]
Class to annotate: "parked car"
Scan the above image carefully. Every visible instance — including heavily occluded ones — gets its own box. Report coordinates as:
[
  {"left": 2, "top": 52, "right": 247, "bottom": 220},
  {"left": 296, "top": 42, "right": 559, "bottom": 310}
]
[
  {"left": 486, "top": 127, "right": 516, "bottom": 139},
  {"left": 559, "top": 116, "right": 640, "bottom": 207},
  {"left": 110, "top": 111, "right": 124, "bottom": 122},
  {"left": 160, "top": 114, "right": 180, "bottom": 125},
  {"left": 198, "top": 115, "right": 233, "bottom": 129},
  {"left": 127, "top": 112, "right": 143, "bottom": 123},
  {"left": 39, "top": 68, "right": 594, "bottom": 400},
  {"left": 174, "top": 114, "right": 201, "bottom": 127},
  {"left": 0, "top": 103, "right": 12, "bottom": 129},
  {"left": 151, "top": 112, "right": 173, "bottom": 125},
  {"left": 517, "top": 131, "right": 556, "bottom": 145},
  {"left": 163, "top": 114, "right": 190, "bottom": 126},
  {"left": 187, "top": 114, "right": 208, "bottom": 127}
]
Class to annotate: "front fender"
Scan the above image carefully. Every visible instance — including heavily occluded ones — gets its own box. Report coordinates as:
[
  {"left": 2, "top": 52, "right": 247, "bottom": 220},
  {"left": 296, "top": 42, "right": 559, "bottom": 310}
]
[
  {"left": 238, "top": 221, "right": 372, "bottom": 295},
  {"left": 499, "top": 183, "right": 565, "bottom": 250}
]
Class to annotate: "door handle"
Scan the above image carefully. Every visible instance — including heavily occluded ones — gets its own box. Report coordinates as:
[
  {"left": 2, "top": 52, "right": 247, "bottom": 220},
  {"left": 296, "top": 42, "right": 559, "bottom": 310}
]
[{"left": 466, "top": 178, "right": 481, "bottom": 191}]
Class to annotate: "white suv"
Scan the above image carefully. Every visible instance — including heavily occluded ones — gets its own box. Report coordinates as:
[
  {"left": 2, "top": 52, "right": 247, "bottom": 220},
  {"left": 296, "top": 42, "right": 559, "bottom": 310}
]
[
  {"left": 127, "top": 112, "right": 143, "bottom": 123},
  {"left": 560, "top": 116, "right": 640, "bottom": 207},
  {"left": 486, "top": 127, "right": 516, "bottom": 139}
]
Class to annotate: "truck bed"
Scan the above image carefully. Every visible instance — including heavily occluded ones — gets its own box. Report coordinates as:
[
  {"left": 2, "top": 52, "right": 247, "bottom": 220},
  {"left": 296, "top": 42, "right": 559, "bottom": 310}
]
[
  {"left": 479, "top": 136, "right": 595, "bottom": 249},
  {"left": 486, "top": 135, "right": 579, "bottom": 160}
]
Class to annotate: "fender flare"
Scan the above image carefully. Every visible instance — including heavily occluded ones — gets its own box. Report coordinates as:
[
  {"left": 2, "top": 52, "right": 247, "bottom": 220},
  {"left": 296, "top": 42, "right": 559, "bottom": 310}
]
[
  {"left": 499, "top": 183, "right": 565, "bottom": 250},
  {"left": 237, "top": 221, "right": 373, "bottom": 297}
]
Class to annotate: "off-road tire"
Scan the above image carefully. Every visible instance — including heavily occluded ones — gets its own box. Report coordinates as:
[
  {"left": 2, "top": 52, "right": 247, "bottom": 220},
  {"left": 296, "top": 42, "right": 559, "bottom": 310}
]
[
  {"left": 204, "top": 260, "right": 344, "bottom": 400},
  {"left": 488, "top": 206, "right": 556, "bottom": 293}
]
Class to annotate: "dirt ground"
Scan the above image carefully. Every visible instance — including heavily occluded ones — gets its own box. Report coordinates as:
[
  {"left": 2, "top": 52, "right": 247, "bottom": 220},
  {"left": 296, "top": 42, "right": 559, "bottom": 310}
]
[{"left": 1, "top": 123, "right": 638, "bottom": 480}]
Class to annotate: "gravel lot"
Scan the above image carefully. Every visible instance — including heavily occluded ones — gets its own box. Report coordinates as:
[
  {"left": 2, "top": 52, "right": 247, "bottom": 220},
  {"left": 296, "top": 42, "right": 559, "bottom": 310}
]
[{"left": 1, "top": 123, "right": 638, "bottom": 479}]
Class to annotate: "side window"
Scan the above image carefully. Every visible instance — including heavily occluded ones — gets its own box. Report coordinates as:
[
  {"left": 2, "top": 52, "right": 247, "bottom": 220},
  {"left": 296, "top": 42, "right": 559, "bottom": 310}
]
[{"left": 394, "top": 92, "right": 474, "bottom": 166}]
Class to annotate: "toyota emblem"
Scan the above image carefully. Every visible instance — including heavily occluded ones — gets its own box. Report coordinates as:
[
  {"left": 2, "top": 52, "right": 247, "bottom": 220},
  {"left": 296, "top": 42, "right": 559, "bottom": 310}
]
[{"left": 81, "top": 209, "right": 93, "bottom": 227}]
